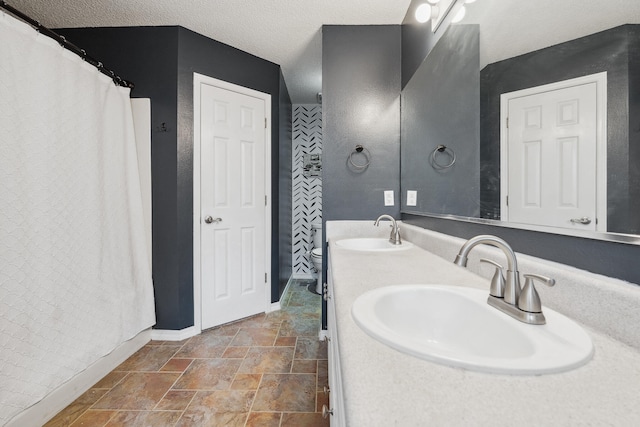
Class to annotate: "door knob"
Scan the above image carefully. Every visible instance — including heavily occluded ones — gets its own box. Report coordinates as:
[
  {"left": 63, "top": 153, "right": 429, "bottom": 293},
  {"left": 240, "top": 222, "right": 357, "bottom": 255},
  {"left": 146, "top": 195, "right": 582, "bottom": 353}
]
[
  {"left": 204, "top": 216, "right": 222, "bottom": 224},
  {"left": 322, "top": 405, "right": 333, "bottom": 418},
  {"left": 570, "top": 217, "right": 591, "bottom": 225}
]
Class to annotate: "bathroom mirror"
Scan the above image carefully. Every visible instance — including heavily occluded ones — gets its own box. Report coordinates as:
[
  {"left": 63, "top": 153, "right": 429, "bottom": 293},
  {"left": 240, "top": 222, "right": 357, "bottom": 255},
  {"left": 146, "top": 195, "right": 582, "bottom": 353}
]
[{"left": 401, "top": 0, "right": 640, "bottom": 237}]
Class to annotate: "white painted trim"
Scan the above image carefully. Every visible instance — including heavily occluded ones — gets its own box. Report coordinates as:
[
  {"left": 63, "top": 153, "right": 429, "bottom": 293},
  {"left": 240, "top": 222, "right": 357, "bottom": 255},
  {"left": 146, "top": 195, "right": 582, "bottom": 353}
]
[
  {"left": 291, "top": 273, "right": 315, "bottom": 280},
  {"left": 595, "top": 75, "right": 608, "bottom": 232},
  {"left": 280, "top": 275, "right": 294, "bottom": 300},
  {"left": 151, "top": 326, "right": 200, "bottom": 341},
  {"left": 192, "top": 73, "right": 272, "bottom": 334},
  {"left": 268, "top": 301, "right": 282, "bottom": 313},
  {"left": 266, "top": 275, "right": 296, "bottom": 313},
  {"left": 500, "top": 72, "right": 607, "bottom": 231},
  {"left": 500, "top": 96, "right": 509, "bottom": 222},
  {"left": 8, "top": 329, "right": 151, "bottom": 427},
  {"left": 318, "top": 329, "right": 329, "bottom": 341}
]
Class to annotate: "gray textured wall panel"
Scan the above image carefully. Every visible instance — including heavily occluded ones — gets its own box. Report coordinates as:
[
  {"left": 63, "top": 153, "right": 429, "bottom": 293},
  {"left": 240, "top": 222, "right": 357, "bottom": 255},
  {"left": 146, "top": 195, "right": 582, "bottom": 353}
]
[
  {"left": 401, "top": 25, "right": 480, "bottom": 217},
  {"left": 322, "top": 25, "right": 402, "bottom": 223}
]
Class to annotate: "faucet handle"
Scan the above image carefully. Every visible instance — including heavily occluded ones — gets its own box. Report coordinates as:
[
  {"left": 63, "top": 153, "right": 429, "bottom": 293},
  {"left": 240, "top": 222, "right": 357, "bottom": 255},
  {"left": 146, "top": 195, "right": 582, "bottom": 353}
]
[
  {"left": 480, "top": 258, "right": 505, "bottom": 298},
  {"left": 518, "top": 274, "right": 555, "bottom": 313},
  {"left": 392, "top": 224, "right": 402, "bottom": 245}
]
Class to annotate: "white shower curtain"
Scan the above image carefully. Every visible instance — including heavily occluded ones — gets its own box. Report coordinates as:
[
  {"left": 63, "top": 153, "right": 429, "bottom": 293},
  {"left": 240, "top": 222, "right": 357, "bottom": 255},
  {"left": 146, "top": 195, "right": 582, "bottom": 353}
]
[{"left": 0, "top": 11, "right": 155, "bottom": 425}]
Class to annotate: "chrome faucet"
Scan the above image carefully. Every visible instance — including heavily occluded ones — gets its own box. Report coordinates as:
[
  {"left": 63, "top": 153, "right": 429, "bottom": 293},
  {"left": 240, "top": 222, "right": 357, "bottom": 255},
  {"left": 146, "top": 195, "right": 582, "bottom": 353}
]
[
  {"left": 374, "top": 215, "right": 402, "bottom": 245},
  {"left": 454, "top": 235, "right": 521, "bottom": 304},
  {"left": 454, "top": 235, "right": 555, "bottom": 325}
]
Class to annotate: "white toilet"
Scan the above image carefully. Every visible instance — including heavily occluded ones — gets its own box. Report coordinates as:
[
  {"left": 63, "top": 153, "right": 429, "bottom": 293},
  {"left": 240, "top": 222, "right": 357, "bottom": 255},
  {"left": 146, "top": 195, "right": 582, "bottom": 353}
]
[{"left": 310, "top": 222, "right": 323, "bottom": 294}]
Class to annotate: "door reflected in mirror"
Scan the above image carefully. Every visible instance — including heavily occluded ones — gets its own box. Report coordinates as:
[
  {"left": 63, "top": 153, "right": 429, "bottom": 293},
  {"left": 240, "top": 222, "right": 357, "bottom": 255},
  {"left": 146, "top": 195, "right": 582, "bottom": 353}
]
[{"left": 501, "top": 73, "right": 606, "bottom": 233}]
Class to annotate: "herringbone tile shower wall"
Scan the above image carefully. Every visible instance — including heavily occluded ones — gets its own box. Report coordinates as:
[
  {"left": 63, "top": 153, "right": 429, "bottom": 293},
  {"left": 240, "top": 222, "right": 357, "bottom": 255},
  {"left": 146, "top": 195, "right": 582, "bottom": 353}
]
[{"left": 292, "top": 105, "right": 322, "bottom": 276}]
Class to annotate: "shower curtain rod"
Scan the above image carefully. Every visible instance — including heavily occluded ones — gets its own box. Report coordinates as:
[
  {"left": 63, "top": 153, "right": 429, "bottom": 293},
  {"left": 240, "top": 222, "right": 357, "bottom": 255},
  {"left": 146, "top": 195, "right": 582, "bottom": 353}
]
[{"left": 0, "top": 1, "right": 134, "bottom": 89}]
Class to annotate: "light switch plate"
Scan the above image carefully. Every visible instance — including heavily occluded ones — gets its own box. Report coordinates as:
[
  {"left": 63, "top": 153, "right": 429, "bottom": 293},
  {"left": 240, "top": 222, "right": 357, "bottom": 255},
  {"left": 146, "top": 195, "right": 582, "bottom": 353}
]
[
  {"left": 407, "top": 190, "right": 417, "bottom": 206},
  {"left": 384, "top": 190, "right": 394, "bottom": 206}
]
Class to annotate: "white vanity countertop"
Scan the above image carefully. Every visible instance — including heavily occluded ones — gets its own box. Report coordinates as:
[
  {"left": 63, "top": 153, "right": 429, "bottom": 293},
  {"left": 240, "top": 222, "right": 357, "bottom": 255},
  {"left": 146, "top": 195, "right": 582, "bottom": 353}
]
[{"left": 328, "top": 240, "right": 640, "bottom": 426}]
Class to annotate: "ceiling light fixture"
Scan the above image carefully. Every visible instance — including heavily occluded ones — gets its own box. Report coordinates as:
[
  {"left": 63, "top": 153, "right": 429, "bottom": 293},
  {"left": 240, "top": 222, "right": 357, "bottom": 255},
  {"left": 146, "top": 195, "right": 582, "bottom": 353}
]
[
  {"left": 451, "top": 5, "right": 467, "bottom": 23},
  {"left": 416, "top": 0, "right": 476, "bottom": 30},
  {"left": 415, "top": 3, "right": 433, "bottom": 23},
  {"left": 416, "top": 0, "right": 464, "bottom": 32},
  {"left": 415, "top": 0, "right": 444, "bottom": 24}
]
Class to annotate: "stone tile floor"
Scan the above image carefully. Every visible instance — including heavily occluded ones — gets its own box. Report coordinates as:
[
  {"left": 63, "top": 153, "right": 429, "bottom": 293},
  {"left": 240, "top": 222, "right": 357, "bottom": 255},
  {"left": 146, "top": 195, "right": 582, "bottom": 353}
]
[{"left": 46, "top": 280, "right": 328, "bottom": 426}]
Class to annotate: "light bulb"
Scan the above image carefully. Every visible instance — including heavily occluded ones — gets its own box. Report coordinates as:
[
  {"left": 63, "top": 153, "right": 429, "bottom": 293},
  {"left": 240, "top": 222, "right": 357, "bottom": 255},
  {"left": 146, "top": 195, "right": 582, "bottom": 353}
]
[
  {"left": 452, "top": 5, "right": 466, "bottom": 23},
  {"left": 415, "top": 3, "right": 432, "bottom": 23}
]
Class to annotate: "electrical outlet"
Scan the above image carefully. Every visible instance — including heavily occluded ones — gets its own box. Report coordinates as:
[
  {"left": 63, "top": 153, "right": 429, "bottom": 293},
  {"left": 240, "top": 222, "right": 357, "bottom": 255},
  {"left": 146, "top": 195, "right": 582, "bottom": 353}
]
[
  {"left": 407, "top": 190, "right": 417, "bottom": 206},
  {"left": 384, "top": 190, "right": 394, "bottom": 206}
]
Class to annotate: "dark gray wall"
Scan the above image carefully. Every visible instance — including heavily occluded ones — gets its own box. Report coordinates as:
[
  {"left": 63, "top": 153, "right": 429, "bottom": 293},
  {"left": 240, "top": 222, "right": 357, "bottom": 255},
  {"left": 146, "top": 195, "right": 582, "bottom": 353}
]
[
  {"left": 321, "top": 25, "right": 402, "bottom": 328},
  {"left": 403, "top": 214, "right": 640, "bottom": 285},
  {"left": 278, "top": 71, "right": 293, "bottom": 298},
  {"left": 59, "top": 26, "right": 292, "bottom": 330},
  {"left": 628, "top": 27, "right": 640, "bottom": 233},
  {"left": 322, "top": 25, "right": 402, "bottom": 223},
  {"left": 401, "top": 0, "right": 459, "bottom": 88},
  {"left": 401, "top": 25, "right": 480, "bottom": 217},
  {"left": 480, "top": 25, "right": 639, "bottom": 233}
]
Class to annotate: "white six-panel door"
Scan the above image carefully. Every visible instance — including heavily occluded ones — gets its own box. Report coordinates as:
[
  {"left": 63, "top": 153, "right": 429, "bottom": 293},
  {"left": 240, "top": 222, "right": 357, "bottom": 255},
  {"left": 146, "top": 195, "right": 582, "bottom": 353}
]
[
  {"left": 196, "top": 77, "right": 269, "bottom": 330},
  {"left": 501, "top": 73, "right": 606, "bottom": 232}
]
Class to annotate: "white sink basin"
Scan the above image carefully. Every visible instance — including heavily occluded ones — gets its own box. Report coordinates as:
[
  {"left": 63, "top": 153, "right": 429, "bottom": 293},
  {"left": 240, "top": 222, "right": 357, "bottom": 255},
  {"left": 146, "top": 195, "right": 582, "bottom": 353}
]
[
  {"left": 351, "top": 285, "right": 593, "bottom": 375},
  {"left": 335, "top": 238, "right": 413, "bottom": 251}
]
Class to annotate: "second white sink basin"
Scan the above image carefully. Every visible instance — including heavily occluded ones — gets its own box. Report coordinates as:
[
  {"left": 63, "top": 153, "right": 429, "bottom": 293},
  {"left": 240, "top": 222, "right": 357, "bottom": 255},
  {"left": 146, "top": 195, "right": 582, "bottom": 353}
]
[
  {"left": 335, "top": 238, "right": 413, "bottom": 251},
  {"left": 351, "top": 284, "right": 593, "bottom": 375}
]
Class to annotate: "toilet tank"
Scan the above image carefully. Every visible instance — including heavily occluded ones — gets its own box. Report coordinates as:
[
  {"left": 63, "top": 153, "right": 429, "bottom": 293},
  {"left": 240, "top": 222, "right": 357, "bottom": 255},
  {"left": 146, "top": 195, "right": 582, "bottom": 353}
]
[{"left": 312, "top": 222, "right": 322, "bottom": 248}]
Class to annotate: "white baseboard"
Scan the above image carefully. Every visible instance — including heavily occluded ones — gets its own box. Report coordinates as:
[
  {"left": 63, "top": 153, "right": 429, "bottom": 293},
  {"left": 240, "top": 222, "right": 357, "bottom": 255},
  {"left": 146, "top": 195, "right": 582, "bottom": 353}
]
[
  {"left": 292, "top": 273, "right": 315, "bottom": 280},
  {"left": 268, "top": 301, "right": 282, "bottom": 313},
  {"left": 318, "top": 329, "right": 328, "bottom": 341},
  {"left": 150, "top": 325, "right": 200, "bottom": 341},
  {"left": 8, "top": 329, "right": 151, "bottom": 427},
  {"left": 279, "top": 275, "right": 294, "bottom": 301}
]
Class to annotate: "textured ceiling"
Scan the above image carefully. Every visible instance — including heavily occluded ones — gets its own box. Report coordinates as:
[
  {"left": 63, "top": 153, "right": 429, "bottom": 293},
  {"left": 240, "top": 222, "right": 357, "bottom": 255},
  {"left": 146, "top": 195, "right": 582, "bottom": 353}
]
[
  {"left": 5, "top": 1, "right": 640, "bottom": 103},
  {"left": 464, "top": 0, "right": 640, "bottom": 69},
  {"left": 5, "top": 0, "right": 412, "bottom": 103}
]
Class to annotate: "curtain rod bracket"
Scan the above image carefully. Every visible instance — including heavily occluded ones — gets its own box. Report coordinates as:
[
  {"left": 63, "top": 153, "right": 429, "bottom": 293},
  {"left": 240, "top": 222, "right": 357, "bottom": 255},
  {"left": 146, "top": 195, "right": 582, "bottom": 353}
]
[{"left": 0, "top": 1, "right": 134, "bottom": 89}]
